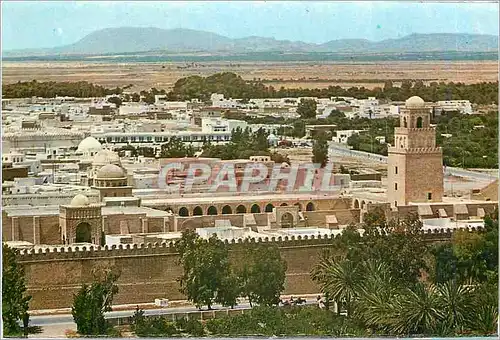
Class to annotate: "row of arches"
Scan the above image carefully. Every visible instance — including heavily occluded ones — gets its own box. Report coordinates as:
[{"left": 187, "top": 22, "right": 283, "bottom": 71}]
[
  {"left": 175, "top": 202, "right": 316, "bottom": 217},
  {"left": 402, "top": 116, "right": 424, "bottom": 128},
  {"left": 353, "top": 199, "right": 373, "bottom": 210}
]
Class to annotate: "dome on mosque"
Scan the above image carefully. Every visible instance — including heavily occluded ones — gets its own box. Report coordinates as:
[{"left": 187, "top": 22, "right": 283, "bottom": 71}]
[
  {"left": 96, "top": 164, "right": 126, "bottom": 179},
  {"left": 77, "top": 137, "right": 102, "bottom": 153},
  {"left": 70, "top": 194, "right": 90, "bottom": 207},
  {"left": 405, "top": 96, "right": 425, "bottom": 107},
  {"left": 92, "top": 149, "right": 121, "bottom": 167}
]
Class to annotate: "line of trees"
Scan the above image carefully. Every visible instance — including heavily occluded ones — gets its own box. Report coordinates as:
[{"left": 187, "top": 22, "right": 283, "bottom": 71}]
[
  {"left": 2, "top": 80, "right": 123, "bottom": 98},
  {"left": 3, "top": 73, "right": 498, "bottom": 105}
]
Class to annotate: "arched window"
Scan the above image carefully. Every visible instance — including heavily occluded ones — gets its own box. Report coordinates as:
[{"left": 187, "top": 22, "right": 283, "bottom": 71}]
[
  {"left": 306, "top": 202, "right": 315, "bottom": 211},
  {"left": 416, "top": 117, "right": 423, "bottom": 128},
  {"left": 193, "top": 206, "right": 203, "bottom": 216},
  {"left": 265, "top": 203, "right": 274, "bottom": 212},
  {"left": 280, "top": 202, "right": 288, "bottom": 207},
  {"left": 207, "top": 206, "right": 218, "bottom": 215},
  {"left": 178, "top": 207, "right": 189, "bottom": 216},
  {"left": 250, "top": 204, "right": 261, "bottom": 213},
  {"left": 403, "top": 117, "right": 408, "bottom": 128},
  {"left": 221, "top": 205, "right": 232, "bottom": 214},
  {"left": 354, "top": 200, "right": 360, "bottom": 209},
  {"left": 236, "top": 205, "right": 247, "bottom": 213}
]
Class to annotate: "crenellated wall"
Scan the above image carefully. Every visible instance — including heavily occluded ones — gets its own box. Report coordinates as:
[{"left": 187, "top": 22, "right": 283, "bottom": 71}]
[{"left": 17, "top": 228, "right": 476, "bottom": 310}]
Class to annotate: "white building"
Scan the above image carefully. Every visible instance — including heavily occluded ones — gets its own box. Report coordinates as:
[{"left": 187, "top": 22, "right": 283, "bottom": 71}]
[
  {"left": 332, "top": 129, "right": 367, "bottom": 144},
  {"left": 435, "top": 100, "right": 472, "bottom": 115}
]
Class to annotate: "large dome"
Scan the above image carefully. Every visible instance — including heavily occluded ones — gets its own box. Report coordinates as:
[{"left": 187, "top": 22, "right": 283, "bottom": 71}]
[
  {"left": 77, "top": 137, "right": 102, "bottom": 153},
  {"left": 96, "top": 164, "right": 126, "bottom": 179},
  {"left": 70, "top": 194, "right": 90, "bottom": 207},
  {"left": 405, "top": 96, "right": 425, "bottom": 107},
  {"left": 93, "top": 149, "right": 121, "bottom": 167}
]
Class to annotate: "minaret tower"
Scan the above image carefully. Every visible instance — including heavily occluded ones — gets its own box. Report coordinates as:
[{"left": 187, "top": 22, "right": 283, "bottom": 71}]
[{"left": 387, "top": 96, "right": 443, "bottom": 207}]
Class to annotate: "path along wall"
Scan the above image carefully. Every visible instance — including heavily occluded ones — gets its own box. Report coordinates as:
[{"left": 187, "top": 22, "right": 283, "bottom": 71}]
[{"left": 18, "top": 229, "right": 467, "bottom": 310}]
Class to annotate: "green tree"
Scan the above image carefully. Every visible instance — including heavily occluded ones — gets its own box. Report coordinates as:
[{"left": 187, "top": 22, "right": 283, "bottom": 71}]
[
  {"left": 2, "top": 245, "right": 32, "bottom": 336},
  {"left": 239, "top": 244, "right": 287, "bottom": 307},
  {"left": 160, "top": 137, "right": 194, "bottom": 158},
  {"left": 176, "top": 230, "right": 232, "bottom": 310},
  {"left": 71, "top": 268, "right": 120, "bottom": 335},
  {"left": 297, "top": 98, "right": 317, "bottom": 119},
  {"left": 312, "top": 133, "right": 329, "bottom": 167},
  {"left": 107, "top": 96, "right": 122, "bottom": 108},
  {"left": 312, "top": 257, "right": 363, "bottom": 316}
]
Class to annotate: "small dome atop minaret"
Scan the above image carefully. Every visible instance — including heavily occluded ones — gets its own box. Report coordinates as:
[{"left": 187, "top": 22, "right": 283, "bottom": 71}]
[{"left": 405, "top": 96, "right": 425, "bottom": 107}]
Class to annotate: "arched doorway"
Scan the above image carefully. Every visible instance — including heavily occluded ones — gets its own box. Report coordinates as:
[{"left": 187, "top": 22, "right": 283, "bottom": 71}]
[
  {"left": 207, "top": 206, "right": 218, "bottom": 215},
  {"left": 265, "top": 203, "right": 274, "bottom": 212},
  {"left": 354, "top": 200, "right": 359, "bottom": 209},
  {"left": 179, "top": 207, "right": 189, "bottom": 216},
  {"left": 75, "top": 222, "right": 92, "bottom": 243},
  {"left": 280, "top": 202, "right": 288, "bottom": 207},
  {"left": 222, "top": 205, "right": 232, "bottom": 214},
  {"left": 250, "top": 204, "right": 261, "bottom": 213},
  {"left": 193, "top": 206, "right": 203, "bottom": 216},
  {"left": 416, "top": 117, "right": 423, "bottom": 128},
  {"left": 236, "top": 205, "right": 247, "bottom": 214},
  {"left": 281, "top": 213, "right": 293, "bottom": 228},
  {"left": 306, "top": 202, "right": 315, "bottom": 211}
]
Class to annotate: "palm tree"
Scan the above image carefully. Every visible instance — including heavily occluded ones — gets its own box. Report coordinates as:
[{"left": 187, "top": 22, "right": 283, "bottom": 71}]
[
  {"left": 311, "top": 256, "right": 362, "bottom": 316},
  {"left": 392, "top": 282, "right": 444, "bottom": 336},
  {"left": 355, "top": 259, "right": 400, "bottom": 334},
  {"left": 436, "top": 280, "right": 473, "bottom": 333}
]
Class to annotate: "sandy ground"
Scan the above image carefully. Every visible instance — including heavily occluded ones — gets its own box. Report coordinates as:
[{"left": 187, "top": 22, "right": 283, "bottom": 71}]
[{"left": 2, "top": 60, "right": 497, "bottom": 92}]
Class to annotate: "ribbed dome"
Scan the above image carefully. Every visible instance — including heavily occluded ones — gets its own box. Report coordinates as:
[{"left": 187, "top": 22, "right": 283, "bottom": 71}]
[
  {"left": 405, "top": 96, "right": 425, "bottom": 107},
  {"left": 77, "top": 137, "right": 102, "bottom": 153},
  {"left": 70, "top": 194, "right": 90, "bottom": 207},
  {"left": 96, "top": 164, "right": 125, "bottom": 179},
  {"left": 93, "top": 149, "right": 121, "bottom": 167}
]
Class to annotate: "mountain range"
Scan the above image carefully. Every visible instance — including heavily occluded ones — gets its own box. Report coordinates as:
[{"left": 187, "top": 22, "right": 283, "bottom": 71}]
[{"left": 4, "top": 27, "right": 499, "bottom": 56}]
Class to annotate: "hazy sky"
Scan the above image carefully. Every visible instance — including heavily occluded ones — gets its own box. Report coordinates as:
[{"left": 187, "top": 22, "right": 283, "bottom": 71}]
[{"left": 2, "top": 1, "right": 499, "bottom": 50}]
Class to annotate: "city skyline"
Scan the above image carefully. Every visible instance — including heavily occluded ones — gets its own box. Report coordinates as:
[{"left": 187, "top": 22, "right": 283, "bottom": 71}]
[{"left": 2, "top": 1, "right": 499, "bottom": 50}]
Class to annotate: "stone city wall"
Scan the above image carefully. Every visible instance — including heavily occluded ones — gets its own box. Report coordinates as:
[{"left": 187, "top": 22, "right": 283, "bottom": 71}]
[{"left": 18, "top": 229, "right": 469, "bottom": 310}]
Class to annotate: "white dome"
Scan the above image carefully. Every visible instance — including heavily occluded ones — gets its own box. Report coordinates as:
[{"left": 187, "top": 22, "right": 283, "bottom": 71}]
[
  {"left": 96, "top": 164, "right": 126, "bottom": 179},
  {"left": 77, "top": 137, "right": 102, "bottom": 153},
  {"left": 70, "top": 194, "right": 90, "bottom": 207},
  {"left": 93, "top": 149, "right": 121, "bottom": 167},
  {"left": 405, "top": 96, "right": 425, "bottom": 107}
]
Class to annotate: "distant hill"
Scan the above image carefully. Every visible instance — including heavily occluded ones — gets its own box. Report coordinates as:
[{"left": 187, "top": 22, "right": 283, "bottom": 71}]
[{"left": 3, "top": 27, "right": 498, "bottom": 57}]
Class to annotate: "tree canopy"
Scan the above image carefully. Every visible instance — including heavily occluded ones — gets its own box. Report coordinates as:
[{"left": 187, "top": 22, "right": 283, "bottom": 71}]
[{"left": 2, "top": 244, "right": 32, "bottom": 336}]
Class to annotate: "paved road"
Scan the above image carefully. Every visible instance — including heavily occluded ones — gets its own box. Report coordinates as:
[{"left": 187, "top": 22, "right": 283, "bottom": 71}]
[
  {"left": 329, "top": 144, "right": 497, "bottom": 182},
  {"left": 30, "top": 300, "right": 316, "bottom": 326}
]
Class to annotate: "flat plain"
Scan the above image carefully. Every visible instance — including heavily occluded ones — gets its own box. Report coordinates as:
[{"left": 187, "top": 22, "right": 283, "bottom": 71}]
[{"left": 2, "top": 60, "right": 498, "bottom": 92}]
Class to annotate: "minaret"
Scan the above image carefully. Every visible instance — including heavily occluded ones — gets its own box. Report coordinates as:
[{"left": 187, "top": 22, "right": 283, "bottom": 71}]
[{"left": 387, "top": 96, "right": 443, "bottom": 207}]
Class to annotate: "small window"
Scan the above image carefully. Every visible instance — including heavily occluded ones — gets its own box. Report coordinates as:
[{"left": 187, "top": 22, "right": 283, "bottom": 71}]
[
  {"left": 394, "top": 201, "right": 398, "bottom": 207},
  {"left": 427, "top": 192, "right": 432, "bottom": 200},
  {"left": 395, "top": 166, "right": 398, "bottom": 174},
  {"left": 394, "top": 183, "right": 398, "bottom": 190}
]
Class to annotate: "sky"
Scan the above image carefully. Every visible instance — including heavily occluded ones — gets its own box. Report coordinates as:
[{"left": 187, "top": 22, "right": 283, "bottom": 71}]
[{"left": 2, "top": 1, "right": 499, "bottom": 50}]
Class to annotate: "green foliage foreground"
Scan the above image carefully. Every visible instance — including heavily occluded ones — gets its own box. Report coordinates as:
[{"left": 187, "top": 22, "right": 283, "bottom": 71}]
[{"left": 132, "top": 306, "right": 365, "bottom": 337}]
